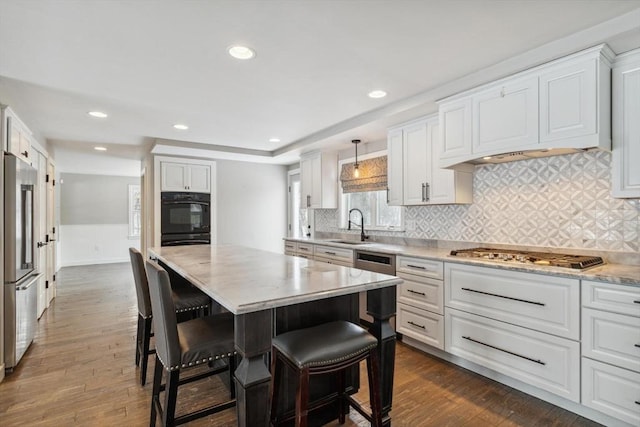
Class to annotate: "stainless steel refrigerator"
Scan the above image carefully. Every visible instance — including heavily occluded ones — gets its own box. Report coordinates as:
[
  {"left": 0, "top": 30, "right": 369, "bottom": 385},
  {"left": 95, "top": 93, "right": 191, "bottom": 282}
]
[{"left": 4, "top": 153, "right": 41, "bottom": 370}]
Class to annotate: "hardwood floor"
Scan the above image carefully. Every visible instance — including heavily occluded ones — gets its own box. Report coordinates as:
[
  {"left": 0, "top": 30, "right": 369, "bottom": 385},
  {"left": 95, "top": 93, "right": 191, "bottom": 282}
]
[{"left": 0, "top": 262, "right": 602, "bottom": 426}]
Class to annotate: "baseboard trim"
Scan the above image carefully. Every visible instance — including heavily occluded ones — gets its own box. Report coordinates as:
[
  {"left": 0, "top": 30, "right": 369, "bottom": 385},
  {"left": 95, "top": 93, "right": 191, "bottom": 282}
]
[{"left": 61, "top": 257, "right": 129, "bottom": 267}]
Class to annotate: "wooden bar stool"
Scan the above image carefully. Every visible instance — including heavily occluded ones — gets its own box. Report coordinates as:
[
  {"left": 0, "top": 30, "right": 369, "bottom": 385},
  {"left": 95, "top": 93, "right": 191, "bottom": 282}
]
[
  {"left": 145, "top": 260, "right": 236, "bottom": 426},
  {"left": 269, "top": 320, "right": 383, "bottom": 427},
  {"left": 129, "top": 248, "right": 212, "bottom": 386}
]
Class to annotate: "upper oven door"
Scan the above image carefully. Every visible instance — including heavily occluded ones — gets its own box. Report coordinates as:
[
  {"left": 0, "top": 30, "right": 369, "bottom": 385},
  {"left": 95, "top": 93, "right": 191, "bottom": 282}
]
[{"left": 161, "top": 193, "right": 211, "bottom": 235}]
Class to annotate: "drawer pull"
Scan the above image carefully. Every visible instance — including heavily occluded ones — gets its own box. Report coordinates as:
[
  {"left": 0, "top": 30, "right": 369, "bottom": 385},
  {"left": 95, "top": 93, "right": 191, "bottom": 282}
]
[
  {"left": 636, "top": 401, "right": 640, "bottom": 405},
  {"left": 407, "top": 264, "right": 426, "bottom": 270},
  {"left": 299, "top": 247, "right": 309, "bottom": 251},
  {"left": 461, "top": 287, "right": 545, "bottom": 306},
  {"left": 324, "top": 251, "right": 336, "bottom": 255},
  {"left": 462, "top": 336, "right": 546, "bottom": 365},
  {"left": 407, "top": 289, "right": 426, "bottom": 296},
  {"left": 635, "top": 344, "right": 640, "bottom": 348},
  {"left": 408, "top": 321, "right": 425, "bottom": 330},
  {"left": 635, "top": 300, "right": 640, "bottom": 304}
]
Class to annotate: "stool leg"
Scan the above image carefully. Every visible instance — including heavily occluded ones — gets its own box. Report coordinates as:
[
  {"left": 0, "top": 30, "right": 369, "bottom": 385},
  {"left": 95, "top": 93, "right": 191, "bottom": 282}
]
[
  {"left": 366, "top": 349, "right": 383, "bottom": 427},
  {"left": 150, "top": 355, "right": 163, "bottom": 427},
  {"left": 269, "top": 349, "right": 282, "bottom": 425},
  {"left": 337, "top": 370, "right": 346, "bottom": 424},
  {"left": 140, "top": 317, "right": 152, "bottom": 386},
  {"left": 295, "top": 367, "right": 310, "bottom": 427},
  {"left": 163, "top": 370, "right": 180, "bottom": 426},
  {"left": 136, "top": 314, "right": 142, "bottom": 366}
]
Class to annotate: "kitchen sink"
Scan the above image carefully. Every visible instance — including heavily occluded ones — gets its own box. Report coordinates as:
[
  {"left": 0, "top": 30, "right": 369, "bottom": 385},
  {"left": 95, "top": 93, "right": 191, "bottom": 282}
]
[{"left": 329, "top": 239, "right": 368, "bottom": 245}]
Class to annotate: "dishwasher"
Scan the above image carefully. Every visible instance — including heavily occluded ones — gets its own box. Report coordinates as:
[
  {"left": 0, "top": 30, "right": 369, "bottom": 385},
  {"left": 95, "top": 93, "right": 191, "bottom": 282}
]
[{"left": 354, "top": 249, "right": 396, "bottom": 328}]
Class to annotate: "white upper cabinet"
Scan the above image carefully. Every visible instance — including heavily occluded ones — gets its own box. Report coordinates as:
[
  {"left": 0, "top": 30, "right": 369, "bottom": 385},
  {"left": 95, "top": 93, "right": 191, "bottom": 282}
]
[
  {"left": 161, "top": 161, "right": 211, "bottom": 193},
  {"left": 438, "top": 44, "right": 614, "bottom": 169},
  {"left": 473, "top": 76, "right": 539, "bottom": 154},
  {"left": 386, "top": 128, "right": 404, "bottom": 206},
  {"left": 612, "top": 48, "right": 640, "bottom": 198},
  {"left": 389, "top": 115, "right": 472, "bottom": 206},
  {"left": 439, "top": 98, "right": 472, "bottom": 161},
  {"left": 299, "top": 151, "right": 337, "bottom": 209},
  {"left": 2, "top": 105, "right": 33, "bottom": 164}
]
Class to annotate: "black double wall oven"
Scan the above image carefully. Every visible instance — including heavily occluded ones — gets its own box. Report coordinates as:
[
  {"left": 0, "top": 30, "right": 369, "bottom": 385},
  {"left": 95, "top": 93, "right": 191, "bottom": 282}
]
[{"left": 160, "top": 192, "right": 211, "bottom": 246}]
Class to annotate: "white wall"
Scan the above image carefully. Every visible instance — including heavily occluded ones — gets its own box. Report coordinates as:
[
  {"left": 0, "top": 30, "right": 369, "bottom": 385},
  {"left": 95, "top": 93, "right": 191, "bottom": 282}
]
[
  {"left": 216, "top": 160, "right": 288, "bottom": 253},
  {"left": 60, "top": 224, "right": 139, "bottom": 266}
]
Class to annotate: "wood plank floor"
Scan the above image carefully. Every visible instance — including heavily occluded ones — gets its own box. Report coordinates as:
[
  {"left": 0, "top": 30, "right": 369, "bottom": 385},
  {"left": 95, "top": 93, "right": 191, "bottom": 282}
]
[{"left": 0, "top": 262, "right": 603, "bottom": 426}]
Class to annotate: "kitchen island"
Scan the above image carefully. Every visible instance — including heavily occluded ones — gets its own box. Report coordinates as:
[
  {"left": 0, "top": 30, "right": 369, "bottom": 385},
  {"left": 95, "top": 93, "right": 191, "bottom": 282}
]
[{"left": 148, "top": 244, "right": 402, "bottom": 427}]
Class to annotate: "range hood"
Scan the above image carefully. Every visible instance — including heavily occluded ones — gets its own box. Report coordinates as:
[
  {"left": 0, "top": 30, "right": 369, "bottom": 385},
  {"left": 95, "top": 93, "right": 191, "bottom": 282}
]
[{"left": 465, "top": 147, "right": 593, "bottom": 165}]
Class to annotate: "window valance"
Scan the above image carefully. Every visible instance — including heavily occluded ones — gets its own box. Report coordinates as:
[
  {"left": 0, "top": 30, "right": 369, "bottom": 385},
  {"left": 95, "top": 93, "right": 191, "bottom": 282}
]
[{"left": 339, "top": 156, "right": 388, "bottom": 193}]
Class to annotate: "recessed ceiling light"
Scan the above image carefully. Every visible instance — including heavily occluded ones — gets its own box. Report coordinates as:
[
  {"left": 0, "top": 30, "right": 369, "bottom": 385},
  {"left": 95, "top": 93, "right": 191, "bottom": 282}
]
[
  {"left": 88, "top": 111, "right": 108, "bottom": 118},
  {"left": 228, "top": 45, "right": 255, "bottom": 60},
  {"left": 269, "top": 137, "right": 281, "bottom": 143},
  {"left": 173, "top": 124, "right": 189, "bottom": 130},
  {"left": 368, "top": 90, "right": 387, "bottom": 99},
  {"left": 94, "top": 146, "right": 107, "bottom": 151},
  {"left": 483, "top": 156, "right": 492, "bottom": 160}
]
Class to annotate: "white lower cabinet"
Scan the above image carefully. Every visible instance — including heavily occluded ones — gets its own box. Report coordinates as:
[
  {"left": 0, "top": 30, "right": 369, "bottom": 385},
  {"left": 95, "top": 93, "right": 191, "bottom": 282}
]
[
  {"left": 397, "top": 303, "right": 444, "bottom": 349},
  {"left": 313, "top": 245, "right": 354, "bottom": 266},
  {"left": 445, "top": 308, "right": 580, "bottom": 402},
  {"left": 582, "top": 358, "right": 640, "bottom": 426}
]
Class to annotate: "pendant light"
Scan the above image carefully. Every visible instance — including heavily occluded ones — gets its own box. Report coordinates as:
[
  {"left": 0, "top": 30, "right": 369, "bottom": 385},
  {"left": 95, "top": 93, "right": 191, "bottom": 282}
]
[{"left": 352, "top": 139, "right": 361, "bottom": 178}]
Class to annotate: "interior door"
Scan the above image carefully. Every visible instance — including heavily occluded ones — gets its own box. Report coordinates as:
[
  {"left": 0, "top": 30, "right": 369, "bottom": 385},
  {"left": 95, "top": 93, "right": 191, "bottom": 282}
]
[
  {"left": 46, "top": 159, "right": 57, "bottom": 304},
  {"left": 36, "top": 151, "right": 48, "bottom": 317}
]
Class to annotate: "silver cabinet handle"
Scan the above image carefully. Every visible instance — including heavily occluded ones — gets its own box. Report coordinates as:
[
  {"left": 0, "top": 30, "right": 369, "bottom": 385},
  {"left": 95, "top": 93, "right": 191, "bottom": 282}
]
[
  {"left": 463, "top": 336, "right": 545, "bottom": 365},
  {"left": 425, "top": 182, "right": 430, "bottom": 202},
  {"left": 407, "top": 264, "right": 426, "bottom": 270},
  {"left": 306, "top": 195, "right": 311, "bottom": 207},
  {"left": 324, "top": 251, "right": 336, "bottom": 256},
  {"left": 386, "top": 187, "right": 389, "bottom": 204},
  {"left": 421, "top": 183, "right": 426, "bottom": 202},
  {"left": 407, "top": 289, "right": 426, "bottom": 296}
]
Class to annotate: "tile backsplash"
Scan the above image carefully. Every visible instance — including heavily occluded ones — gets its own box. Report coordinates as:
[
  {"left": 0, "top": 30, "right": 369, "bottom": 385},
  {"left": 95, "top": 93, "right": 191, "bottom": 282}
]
[{"left": 314, "top": 151, "right": 640, "bottom": 252}]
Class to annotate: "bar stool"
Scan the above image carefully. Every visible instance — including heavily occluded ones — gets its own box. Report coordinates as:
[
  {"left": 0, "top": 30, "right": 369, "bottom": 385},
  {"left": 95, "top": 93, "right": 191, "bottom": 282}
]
[
  {"left": 269, "top": 320, "right": 383, "bottom": 427},
  {"left": 129, "top": 248, "right": 212, "bottom": 386},
  {"left": 146, "top": 260, "right": 237, "bottom": 426}
]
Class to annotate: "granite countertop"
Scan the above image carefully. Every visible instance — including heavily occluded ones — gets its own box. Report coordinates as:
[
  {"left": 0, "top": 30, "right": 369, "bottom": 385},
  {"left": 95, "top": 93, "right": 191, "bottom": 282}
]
[
  {"left": 148, "top": 244, "right": 402, "bottom": 314},
  {"left": 284, "top": 237, "right": 640, "bottom": 286}
]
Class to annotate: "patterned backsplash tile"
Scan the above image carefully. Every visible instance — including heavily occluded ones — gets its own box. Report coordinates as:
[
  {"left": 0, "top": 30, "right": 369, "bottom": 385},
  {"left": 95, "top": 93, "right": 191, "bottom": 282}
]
[{"left": 314, "top": 151, "right": 640, "bottom": 252}]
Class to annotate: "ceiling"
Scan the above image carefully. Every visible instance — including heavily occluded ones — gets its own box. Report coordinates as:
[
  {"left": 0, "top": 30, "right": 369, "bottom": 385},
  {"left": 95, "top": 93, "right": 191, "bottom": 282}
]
[{"left": 1, "top": 0, "right": 640, "bottom": 169}]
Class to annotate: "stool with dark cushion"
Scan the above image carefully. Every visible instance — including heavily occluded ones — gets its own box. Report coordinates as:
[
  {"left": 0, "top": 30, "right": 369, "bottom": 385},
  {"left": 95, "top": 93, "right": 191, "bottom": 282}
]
[
  {"left": 145, "top": 260, "right": 236, "bottom": 426},
  {"left": 129, "top": 248, "right": 212, "bottom": 386},
  {"left": 269, "top": 320, "right": 383, "bottom": 427}
]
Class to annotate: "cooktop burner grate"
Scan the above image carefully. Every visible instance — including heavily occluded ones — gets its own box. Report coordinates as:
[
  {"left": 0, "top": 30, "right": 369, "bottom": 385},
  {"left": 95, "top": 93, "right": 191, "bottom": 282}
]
[{"left": 449, "top": 248, "right": 604, "bottom": 270}]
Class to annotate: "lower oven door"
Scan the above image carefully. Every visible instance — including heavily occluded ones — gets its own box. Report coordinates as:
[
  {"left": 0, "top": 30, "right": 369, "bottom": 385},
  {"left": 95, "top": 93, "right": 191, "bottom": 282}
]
[{"left": 161, "top": 233, "right": 211, "bottom": 247}]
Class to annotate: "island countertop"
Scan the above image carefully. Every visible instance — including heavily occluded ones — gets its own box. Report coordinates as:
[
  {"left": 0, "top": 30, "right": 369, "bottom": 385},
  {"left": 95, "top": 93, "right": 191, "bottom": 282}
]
[{"left": 148, "top": 244, "right": 403, "bottom": 314}]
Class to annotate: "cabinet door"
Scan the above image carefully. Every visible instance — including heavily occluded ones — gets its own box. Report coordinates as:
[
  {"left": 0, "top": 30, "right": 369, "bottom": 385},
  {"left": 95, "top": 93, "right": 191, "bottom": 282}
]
[
  {"left": 161, "top": 162, "right": 188, "bottom": 191},
  {"left": 309, "top": 154, "right": 323, "bottom": 208},
  {"left": 540, "top": 59, "right": 597, "bottom": 143},
  {"left": 300, "top": 156, "right": 313, "bottom": 208},
  {"left": 473, "top": 76, "right": 539, "bottom": 154},
  {"left": 402, "top": 121, "right": 428, "bottom": 205},
  {"left": 428, "top": 121, "right": 457, "bottom": 204},
  {"left": 612, "top": 52, "right": 640, "bottom": 198},
  {"left": 439, "top": 98, "right": 472, "bottom": 161},
  {"left": 386, "top": 128, "right": 404, "bottom": 206},
  {"left": 187, "top": 164, "right": 210, "bottom": 192}
]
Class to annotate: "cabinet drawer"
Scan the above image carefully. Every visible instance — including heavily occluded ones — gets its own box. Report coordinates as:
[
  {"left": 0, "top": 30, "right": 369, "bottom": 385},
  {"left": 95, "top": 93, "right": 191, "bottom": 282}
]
[
  {"left": 313, "top": 245, "right": 353, "bottom": 264},
  {"left": 446, "top": 308, "right": 580, "bottom": 402},
  {"left": 397, "top": 303, "right": 444, "bottom": 350},
  {"left": 314, "top": 257, "right": 353, "bottom": 268},
  {"left": 582, "top": 280, "right": 640, "bottom": 317},
  {"left": 397, "top": 256, "right": 443, "bottom": 279},
  {"left": 445, "top": 263, "right": 579, "bottom": 339},
  {"left": 397, "top": 272, "right": 443, "bottom": 315},
  {"left": 296, "top": 243, "right": 314, "bottom": 256},
  {"left": 283, "top": 241, "right": 297, "bottom": 253},
  {"left": 582, "top": 357, "right": 640, "bottom": 426},
  {"left": 582, "top": 307, "right": 640, "bottom": 373}
]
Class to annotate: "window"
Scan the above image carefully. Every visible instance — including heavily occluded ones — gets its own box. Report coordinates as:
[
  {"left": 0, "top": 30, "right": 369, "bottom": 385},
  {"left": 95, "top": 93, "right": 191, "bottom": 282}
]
[
  {"left": 339, "top": 152, "right": 402, "bottom": 231},
  {"left": 128, "top": 184, "right": 141, "bottom": 238}
]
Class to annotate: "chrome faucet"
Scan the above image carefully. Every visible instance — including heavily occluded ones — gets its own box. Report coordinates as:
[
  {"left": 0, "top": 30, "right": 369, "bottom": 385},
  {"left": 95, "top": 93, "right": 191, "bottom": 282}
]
[{"left": 348, "top": 208, "right": 369, "bottom": 242}]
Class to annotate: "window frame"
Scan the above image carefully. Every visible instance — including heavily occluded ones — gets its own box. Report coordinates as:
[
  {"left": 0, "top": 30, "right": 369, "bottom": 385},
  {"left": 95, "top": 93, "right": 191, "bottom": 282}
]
[{"left": 338, "top": 151, "right": 404, "bottom": 231}]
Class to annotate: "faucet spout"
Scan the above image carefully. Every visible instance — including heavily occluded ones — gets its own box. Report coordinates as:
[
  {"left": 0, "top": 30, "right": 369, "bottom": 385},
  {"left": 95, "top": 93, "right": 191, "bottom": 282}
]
[{"left": 348, "top": 208, "right": 369, "bottom": 242}]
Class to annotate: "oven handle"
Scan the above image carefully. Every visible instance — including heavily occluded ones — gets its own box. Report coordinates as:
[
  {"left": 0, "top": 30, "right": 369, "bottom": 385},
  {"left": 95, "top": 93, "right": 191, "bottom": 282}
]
[
  {"left": 162, "top": 201, "right": 210, "bottom": 206},
  {"left": 162, "top": 240, "right": 210, "bottom": 246}
]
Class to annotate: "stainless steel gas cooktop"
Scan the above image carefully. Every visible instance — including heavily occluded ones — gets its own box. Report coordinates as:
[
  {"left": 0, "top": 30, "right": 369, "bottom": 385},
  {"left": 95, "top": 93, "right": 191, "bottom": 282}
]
[{"left": 449, "top": 248, "right": 604, "bottom": 270}]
